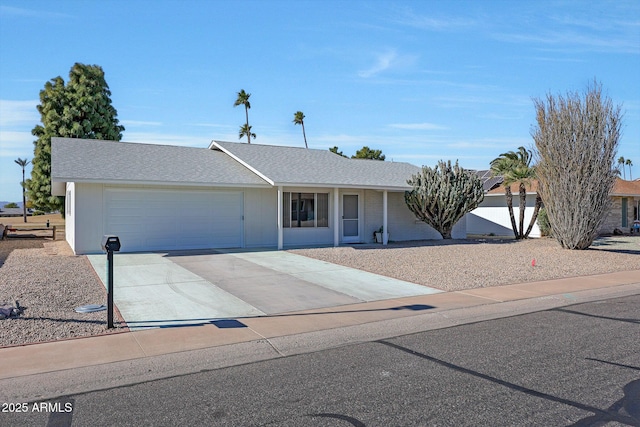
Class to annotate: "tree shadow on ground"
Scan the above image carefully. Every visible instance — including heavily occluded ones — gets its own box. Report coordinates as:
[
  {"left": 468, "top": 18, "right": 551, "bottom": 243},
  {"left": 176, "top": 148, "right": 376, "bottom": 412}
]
[
  {"left": 348, "top": 238, "right": 521, "bottom": 251},
  {"left": 590, "top": 236, "right": 640, "bottom": 255}
]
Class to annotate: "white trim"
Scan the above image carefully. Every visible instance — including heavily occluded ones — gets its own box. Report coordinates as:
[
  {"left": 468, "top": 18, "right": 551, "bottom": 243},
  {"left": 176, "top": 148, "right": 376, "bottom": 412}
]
[
  {"left": 52, "top": 177, "right": 271, "bottom": 189},
  {"left": 333, "top": 188, "right": 339, "bottom": 247},
  {"left": 383, "top": 190, "right": 388, "bottom": 245},
  {"left": 272, "top": 182, "right": 410, "bottom": 191},
  {"left": 209, "top": 140, "right": 275, "bottom": 185},
  {"left": 277, "top": 186, "right": 283, "bottom": 250},
  {"left": 341, "top": 193, "right": 361, "bottom": 243}
]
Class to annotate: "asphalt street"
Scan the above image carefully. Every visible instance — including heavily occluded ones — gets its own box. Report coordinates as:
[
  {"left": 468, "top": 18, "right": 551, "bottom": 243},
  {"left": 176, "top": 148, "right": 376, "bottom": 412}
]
[{"left": 3, "top": 294, "right": 639, "bottom": 427}]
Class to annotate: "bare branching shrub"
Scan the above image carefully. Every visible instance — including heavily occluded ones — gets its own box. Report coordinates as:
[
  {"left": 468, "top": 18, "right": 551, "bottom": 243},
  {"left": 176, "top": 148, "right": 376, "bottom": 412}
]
[{"left": 532, "top": 81, "right": 621, "bottom": 249}]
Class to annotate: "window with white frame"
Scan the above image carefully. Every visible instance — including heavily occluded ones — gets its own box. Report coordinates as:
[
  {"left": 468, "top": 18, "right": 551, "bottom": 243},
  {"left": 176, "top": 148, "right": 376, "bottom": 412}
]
[{"left": 283, "top": 192, "right": 329, "bottom": 228}]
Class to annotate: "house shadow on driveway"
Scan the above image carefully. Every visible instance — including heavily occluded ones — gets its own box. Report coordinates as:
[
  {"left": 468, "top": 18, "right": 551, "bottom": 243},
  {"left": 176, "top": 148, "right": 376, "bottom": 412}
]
[{"left": 123, "top": 303, "right": 436, "bottom": 330}]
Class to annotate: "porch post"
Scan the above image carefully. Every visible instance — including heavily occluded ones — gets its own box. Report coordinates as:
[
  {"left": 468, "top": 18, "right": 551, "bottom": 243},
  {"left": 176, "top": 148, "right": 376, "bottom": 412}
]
[
  {"left": 333, "top": 187, "right": 340, "bottom": 247},
  {"left": 383, "top": 190, "right": 388, "bottom": 245},
  {"left": 277, "top": 186, "right": 283, "bottom": 250}
]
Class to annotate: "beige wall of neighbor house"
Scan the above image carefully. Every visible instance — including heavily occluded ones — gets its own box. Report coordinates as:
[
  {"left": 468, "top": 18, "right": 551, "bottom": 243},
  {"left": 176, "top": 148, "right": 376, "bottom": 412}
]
[
  {"left": 598, "top": 179, "right": 640, "bottom": 235},
  {"left": 600, "top": 196, "right": 640, "bottom": 234}
]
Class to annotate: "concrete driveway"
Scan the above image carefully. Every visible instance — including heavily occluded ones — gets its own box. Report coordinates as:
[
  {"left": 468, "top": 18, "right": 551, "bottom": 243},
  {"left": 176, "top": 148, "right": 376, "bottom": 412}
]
[{"left": 87, "top": 249, "right": 441, "bottom": 330}]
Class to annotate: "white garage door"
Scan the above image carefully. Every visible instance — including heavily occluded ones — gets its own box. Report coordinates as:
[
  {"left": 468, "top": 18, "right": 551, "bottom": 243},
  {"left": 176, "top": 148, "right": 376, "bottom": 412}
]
[{"left": 104, "top": 188, "right": 243, "bottom": 252}]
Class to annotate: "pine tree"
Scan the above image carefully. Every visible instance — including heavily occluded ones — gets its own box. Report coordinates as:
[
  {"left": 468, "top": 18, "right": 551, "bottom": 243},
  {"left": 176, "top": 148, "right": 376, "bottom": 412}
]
[{"left": 26, "top": 63, "right": 124, "bottom": 214}]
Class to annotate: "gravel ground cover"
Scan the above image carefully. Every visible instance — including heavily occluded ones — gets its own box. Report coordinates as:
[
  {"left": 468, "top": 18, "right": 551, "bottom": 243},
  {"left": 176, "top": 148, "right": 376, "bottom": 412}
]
[
  {"left": 0, "top": 235, "right": 638, "bottom": 347},
  {"left": 291, "top": 236, "right": 640, "bottom": 291},
  {"left": 0, "top": 238, "right": 127, "bottom": 347}
]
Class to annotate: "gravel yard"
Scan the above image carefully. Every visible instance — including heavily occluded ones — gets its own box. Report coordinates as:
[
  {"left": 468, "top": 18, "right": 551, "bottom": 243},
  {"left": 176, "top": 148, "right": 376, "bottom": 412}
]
[
  {"left": 0, "top": 235, "right": 638, "bottom": 348},
  {"left": 0, "top": 238, "right": 127, "bottom": 348},
  {"left": 291, "top": 236, "right": 640, "bottom": 291}
]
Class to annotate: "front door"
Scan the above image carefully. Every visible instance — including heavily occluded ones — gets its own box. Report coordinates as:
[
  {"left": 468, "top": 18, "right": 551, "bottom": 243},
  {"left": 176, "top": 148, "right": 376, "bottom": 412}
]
[{"left": 342, "top": 194, "right": 359, "bottom": 242}]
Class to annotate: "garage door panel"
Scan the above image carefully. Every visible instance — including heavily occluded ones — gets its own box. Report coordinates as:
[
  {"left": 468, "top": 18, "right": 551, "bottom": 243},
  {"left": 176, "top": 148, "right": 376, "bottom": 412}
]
[{"left": 104, "top": 189, "right": 243, "bottom": 252}]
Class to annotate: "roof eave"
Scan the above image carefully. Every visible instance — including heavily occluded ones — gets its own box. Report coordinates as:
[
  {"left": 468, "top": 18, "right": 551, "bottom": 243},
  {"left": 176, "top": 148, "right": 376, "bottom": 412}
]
[
  {"left": 273, "top": 182, "right": 411, "bottom": 191},
  {"left": 52, "top": 177, "right": 272, "bottom": 189}
]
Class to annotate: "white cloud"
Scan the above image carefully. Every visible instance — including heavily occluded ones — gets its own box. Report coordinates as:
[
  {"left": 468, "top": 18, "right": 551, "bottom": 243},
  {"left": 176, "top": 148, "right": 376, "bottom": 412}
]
[
  {"left": 0, "top": 5, "right": 73, "bottom": 19},
  {"left": 190, "top": 122, "right": 236, "bottom": 129},
  {"left": 493, "top": 26, "right": 640, "bottom": 54},
  {"left": 120, "top": 120, "right": 162, "bottom": 127},
  {"left": 0, "top": 131, "right": 34, "bottom": 158},
  {"left": 388, "top": 123, "right": 448, "bottom": 130},
  {"left": 446, "top": 137, "right": 531, "bottom": 150},
  {"left": 395, "top": 8, "right": 477, "bottom": 31},
  {"left": 358, "top": 50, "right": 398, "bottom": 78},
  {"left": 358, "top": 49, "right": 417, "bottom": 78},
  {"left": 0, "top": 100, "right": 39, "bottom": 127}
]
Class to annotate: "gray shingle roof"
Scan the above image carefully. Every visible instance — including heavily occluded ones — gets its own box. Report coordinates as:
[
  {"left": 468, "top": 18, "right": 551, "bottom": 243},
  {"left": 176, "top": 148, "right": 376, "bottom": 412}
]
[
  {"left": 211, "top": 141, "right": 420, "bottom": 190},
  {"left": 51, "top": 138, "right": 269, "bottom": 187},
  {"left": 52, "top": 138, "right": 431, "bottom": 191}
]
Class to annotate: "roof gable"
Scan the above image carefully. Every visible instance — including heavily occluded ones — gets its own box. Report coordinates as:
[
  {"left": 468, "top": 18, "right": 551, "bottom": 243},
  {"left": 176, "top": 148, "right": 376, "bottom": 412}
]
[{"left": 211, "top": 140, "right": 421, "bottom": 190}]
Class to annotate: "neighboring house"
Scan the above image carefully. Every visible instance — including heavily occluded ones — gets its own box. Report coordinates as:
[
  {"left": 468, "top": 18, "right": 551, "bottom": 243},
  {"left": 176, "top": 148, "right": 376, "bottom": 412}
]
[
  {"left": 51, "top": 138, "right": 468, "bottom": 254},
  {"left": 0, "top": 207, "right": 30, "bottom": 217},
  {"left": 599, "top": 178, "right": 640, "bottom": 234},
  {"left": 467, "top": 179, "right": 541, "bottom": 238},
  {"left": 469, "top": 177, "right": 640, "bottom": 237}
]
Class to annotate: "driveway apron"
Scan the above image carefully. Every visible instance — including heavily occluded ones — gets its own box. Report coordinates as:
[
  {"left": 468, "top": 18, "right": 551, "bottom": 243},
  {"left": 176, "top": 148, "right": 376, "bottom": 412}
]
[{"left": 87, "top": 249, "right": 441, "bottom": 330}]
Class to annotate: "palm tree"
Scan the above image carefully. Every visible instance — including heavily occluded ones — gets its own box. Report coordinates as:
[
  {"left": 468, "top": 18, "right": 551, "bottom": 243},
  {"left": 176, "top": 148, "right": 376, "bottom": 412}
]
[
  {"left": 239, "top": 124, "right": 256, "bottom": 142},
  {"left": 234, "top": 89, "right": 253, "bottom": 143},
  {"left": 14, "top": 158, "right": 30, "bottom": 223},
  {"left": 626, "top": 158, "right": 633, "bottom": 180},
  {"left": 293, "top": 111, "right": 308, "bottom": 148},
  {"left": 491, "top": 147, "right": 541, "bottom": 239},
  {"left": 490, "top": 155, "right": 519, "bottom": 239},
  {"left": 618, "top": 156, "right": 626, "bottom": 179}
]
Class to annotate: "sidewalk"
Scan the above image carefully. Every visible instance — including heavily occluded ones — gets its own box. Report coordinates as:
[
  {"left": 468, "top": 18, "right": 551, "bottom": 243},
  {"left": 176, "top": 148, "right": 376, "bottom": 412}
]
[{"left": 1, "top": 270, "right": 638, "bottom": 381}]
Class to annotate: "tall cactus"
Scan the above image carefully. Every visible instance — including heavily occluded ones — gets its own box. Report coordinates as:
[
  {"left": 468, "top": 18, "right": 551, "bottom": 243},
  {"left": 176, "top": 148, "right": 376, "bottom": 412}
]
[{"left": 405, "top": 160, "right": 484, "bottom": 239}]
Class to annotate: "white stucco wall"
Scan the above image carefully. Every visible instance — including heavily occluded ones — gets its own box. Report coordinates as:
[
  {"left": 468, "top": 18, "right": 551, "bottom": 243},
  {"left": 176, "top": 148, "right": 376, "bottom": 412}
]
[
  {"left": 64, "top": 182, "right": 75, "bottom": 251},
  {"left": 69, "top": 184, "right": 473, "bottom": 254},
  {"left": 71, "top": 182, "right": 105, "bottom": 254},
  {"left": 244, "top": 187, "right": 278, "bottom": 247},
  {"left": 468, "top": 193, "right": 541, "bottom": 238},
  {"left": 72, "top": 183, "right": 278, "bottom": 254},
  {"left": 363, "top": 190, "right": 466, "bottom": 241}
]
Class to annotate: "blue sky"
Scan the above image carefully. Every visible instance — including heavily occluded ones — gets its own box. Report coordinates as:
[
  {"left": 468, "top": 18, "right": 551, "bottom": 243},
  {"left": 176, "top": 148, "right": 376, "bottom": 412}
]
[{"left": 1, "top": 0, "right": 639, "bottom": 203}]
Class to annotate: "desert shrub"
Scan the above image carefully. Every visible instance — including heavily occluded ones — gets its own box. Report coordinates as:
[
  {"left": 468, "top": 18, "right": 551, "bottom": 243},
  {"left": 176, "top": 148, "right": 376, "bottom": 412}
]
[
  {"left": 532, "top": 81, "right": 621, "bottom": 249},
  {"left": 405, "top": 160, "right": 484, "bottom": 239},
  {"left": 537, "top": 207, "right": 551, "bottom": 237}
]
